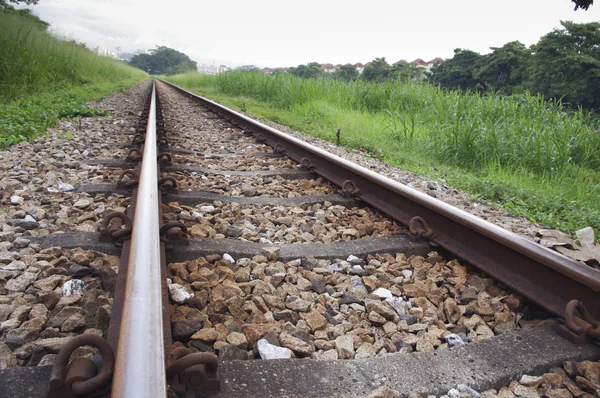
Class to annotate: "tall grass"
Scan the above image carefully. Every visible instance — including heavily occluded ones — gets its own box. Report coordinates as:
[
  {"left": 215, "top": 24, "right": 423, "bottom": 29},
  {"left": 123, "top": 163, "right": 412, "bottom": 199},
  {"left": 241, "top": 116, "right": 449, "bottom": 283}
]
[
  {"left": 167, "top": 71, "right": 600, "bottom": 236},
  {"left": 0, "top": 11, "right": 147, "bottom": 145},
  {"left": 170, "top": 71, "right": 600, "bottom": 176},
  {"left": 0, "top": 12, "right": 145, "bottom": 101}
]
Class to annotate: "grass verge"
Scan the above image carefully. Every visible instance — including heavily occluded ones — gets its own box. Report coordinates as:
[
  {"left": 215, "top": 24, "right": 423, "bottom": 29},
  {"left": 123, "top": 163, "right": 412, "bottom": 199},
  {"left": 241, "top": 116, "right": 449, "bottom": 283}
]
[
  {"left": 164, "top": 72, "right": 600, "bottom": 239},
  {"left": 0, "top": 10, "right": 147, "bottom": 146}
]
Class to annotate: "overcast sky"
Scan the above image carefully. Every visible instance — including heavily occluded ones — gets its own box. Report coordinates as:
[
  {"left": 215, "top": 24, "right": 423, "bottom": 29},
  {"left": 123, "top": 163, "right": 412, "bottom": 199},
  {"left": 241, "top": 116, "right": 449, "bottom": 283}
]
[{"left": 25, "top": 0, "right": 600, "bottom": 68}]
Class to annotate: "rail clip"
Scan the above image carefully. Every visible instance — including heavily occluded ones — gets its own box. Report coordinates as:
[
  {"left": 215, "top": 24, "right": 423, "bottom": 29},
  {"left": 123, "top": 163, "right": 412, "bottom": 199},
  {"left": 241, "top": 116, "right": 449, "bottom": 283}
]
[
  {"left": 167, "top": 348, "right": 220, "bottom": 397},
  {"left": 116, "top": 170, "right": 139, "bottom": 189},
  {"left": 127, "top": 148, "right": 142, "bottom": 163},
  {"left": 48, "top": 335, "right": 114, "bottom": 398},
  {"left": 160, "top": 221, "right": 188, "bottom": 249},
  {"left": 409, "top": 216, "right": 435, "bottom": 241},
  {"left": 99, "top": 212, "right": 132, "bottom": 246},
  {"left": 557, "top": 300, "right": 600, "bottom": 344}
]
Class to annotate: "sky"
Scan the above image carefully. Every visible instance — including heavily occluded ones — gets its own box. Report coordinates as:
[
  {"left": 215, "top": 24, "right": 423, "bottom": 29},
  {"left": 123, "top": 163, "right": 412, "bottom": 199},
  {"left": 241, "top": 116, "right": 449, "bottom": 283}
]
[{"left": 24, "top": 0, "right": 600, "bottom": 68}]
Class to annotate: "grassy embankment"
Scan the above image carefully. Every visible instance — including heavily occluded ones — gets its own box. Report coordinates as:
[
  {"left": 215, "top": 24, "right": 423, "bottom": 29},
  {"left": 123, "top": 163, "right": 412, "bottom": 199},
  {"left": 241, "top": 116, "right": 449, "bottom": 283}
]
[
  {"left": 0, "top": 11, "right": 147, "bottom": 146},
  {"left": 166, "top": 71, "right": 600, "bottom": 237}
]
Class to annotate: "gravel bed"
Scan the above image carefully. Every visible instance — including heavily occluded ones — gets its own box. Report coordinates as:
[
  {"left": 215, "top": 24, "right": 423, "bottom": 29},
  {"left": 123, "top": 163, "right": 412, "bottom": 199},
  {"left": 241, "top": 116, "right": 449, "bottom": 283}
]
[
  {"left": 165, "top": 201, "right": 401, "bottom": 243},
  {"left": 368, "top": 360, "right": 600, "bottom": 398},
  {"left": 158, "top": 82, "right": 263, "bottom": 153},
  {"left": 0, "top": 81, "right": 152, "bottom": 368},
  {"left": 166, "top": 250, "right": 545, "bottom": 363},
  {"left": 224, "top": 104, "right": 544, "bottom": 242},
  {"left": 0, "top": 79, "right": 560, "bottom": 391},
  {"left": 171, "top": 173, "right": 337, "bottom": 198},
  {"left": 0, "top": 247, "right": 118, "bottom": 368},
  {"left": 156, "top": 82, "right": 549, "bottom": 366},
  {"left": 174, "top": 153, "right": 297, "bottom": 171}
]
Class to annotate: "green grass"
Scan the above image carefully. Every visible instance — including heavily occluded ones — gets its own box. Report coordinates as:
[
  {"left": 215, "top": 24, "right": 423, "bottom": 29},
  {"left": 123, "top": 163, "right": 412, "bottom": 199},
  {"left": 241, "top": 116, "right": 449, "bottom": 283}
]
[
  {"left": 0, "top": 11, "right": 147, "bottom": 145},
  {"left": 165, "top": 71, "right": 600, "bottom": 238}
]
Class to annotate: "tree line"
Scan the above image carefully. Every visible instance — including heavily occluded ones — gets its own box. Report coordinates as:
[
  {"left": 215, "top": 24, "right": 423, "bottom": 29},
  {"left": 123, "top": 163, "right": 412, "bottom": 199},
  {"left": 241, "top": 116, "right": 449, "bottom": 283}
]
[
  {"left": 128, "top": 46, "right": 197, "bottom": 75},
  {"left": 285, "top": 21, "right": 600, "bottom": 111},
  {"left": 431, "top": 21, "right": 600, "bottom": 110},
  {"left": 287, "top": 59, "right": 429, "bottom": 83}
]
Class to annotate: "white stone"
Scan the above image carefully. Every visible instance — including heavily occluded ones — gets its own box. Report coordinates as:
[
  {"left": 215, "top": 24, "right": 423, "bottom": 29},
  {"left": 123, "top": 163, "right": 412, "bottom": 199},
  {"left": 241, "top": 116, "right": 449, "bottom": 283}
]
[
  {"left": 10, "top": 196, "right": 24, "bottom": 205},
  {"left": 257, "top": 339, "right": 292, "bottom": 360},
  {"left": 350, "top": 265, "right": 365, "bottom": 273},
  {"left": 518, "top": 375, "right": 543, "bottom": 387},
  {"left": 259, "top": 238, "right": 274, "bottom": 245},
  {"left": 200, "top": 205, "right": 215, "bottom": 212},
  {"left": 168, "top": 283, "right": 193, "bottom": 304},
  {"left": 448, "top": 389, "right": 460, "bottom": 398},
  {"left": 401, "top": 270, "right": 413, "bottom": 279},
  {"left": 223, "top": 253, "right": 235, "bottom": 263},
  {"left": 47, "top": 181, "right": 75, "bottom": 193},
  {"left": 23, "top": 215, "right": 36, "bottom": 223},
  {"left": 386, "top": 297, "right": 409, "bottom": 316},
  {"left": 457, "top": 384, "right": 481, "bottom": 398},
  {"left": 445, "top": 334, "right": 465, "bottom": 347},
  {"left": 328, "top": 263, "right": 344, "bottom": 272},
  {"left": 346, "top": 255, "right": 360, "bottom": 262},
  {"left": 372, "top": 288, "right": 393, "bottom": 299},
  {"left": 61, "top": 280, "right": 86, "bottom": 296}
]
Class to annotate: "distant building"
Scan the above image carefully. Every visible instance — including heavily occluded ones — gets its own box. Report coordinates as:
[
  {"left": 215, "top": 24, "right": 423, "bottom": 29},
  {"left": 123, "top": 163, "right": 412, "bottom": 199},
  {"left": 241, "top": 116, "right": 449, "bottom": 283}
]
[
  {"left": 199, "top": 64, "right": 219, "bottom": 74},
  {"left": 427, "top": 58, "right": 444, "bottom": 68},
  {"left": 411, "top": 57, "right": 444, "bottom": 72},
  {"left": 321, "top": 63, "right": 335, "bottom": 73},
  {"left": 197, "top": 64, "right": 231, "bottom": 74},
  {"left": 93, "top": 46, "right": 118, "bottom": 60}
]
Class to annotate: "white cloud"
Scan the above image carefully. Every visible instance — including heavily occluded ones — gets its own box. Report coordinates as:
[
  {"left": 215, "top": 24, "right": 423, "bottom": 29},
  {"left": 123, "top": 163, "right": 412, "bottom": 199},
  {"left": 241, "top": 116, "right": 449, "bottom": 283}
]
[{"left": 26, "top": 0, "right": 600, "bottom": 67}]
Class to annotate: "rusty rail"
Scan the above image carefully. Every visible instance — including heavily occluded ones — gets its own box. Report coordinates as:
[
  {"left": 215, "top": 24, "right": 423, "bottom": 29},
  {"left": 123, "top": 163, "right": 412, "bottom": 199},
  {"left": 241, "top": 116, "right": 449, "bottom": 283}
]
[
  {"left": 161, "top": 80, "right": 600, "bottom": 321},
  {"left": 111, "top": 80, "right": 168, "bottom": 397}
]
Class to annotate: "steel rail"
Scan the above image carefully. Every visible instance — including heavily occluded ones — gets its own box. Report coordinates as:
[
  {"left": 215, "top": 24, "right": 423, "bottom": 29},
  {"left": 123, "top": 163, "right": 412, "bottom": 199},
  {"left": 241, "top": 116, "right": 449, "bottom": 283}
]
[
  {"left": 112, "top": 81, "right": 167, "bottom": 397},
  {"left": 161, "top": 80, "right": 600, "bottom": 320}
]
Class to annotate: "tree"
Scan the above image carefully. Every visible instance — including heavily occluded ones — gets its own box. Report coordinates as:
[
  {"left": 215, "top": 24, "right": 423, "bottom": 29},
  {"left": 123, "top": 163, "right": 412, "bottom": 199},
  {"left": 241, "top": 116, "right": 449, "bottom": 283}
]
[
  {"left": 475, "top": 41, "right": 530, "bottom": 93},
  {"left": 431, "top": 49, "right": 485, "bottom": 92},
  {"left": 1, "top": 0, "right": 39, "bottom": 6},
  {"left": 0, "top": 1, "right": 48, "bottom": 30},
  {"left": 291, "top": 62, "right": 323, "bottom": 79},
  {"left": 392, "top": 61, "right": 429, "bottom": 81},
  {"left": 527, "top": 21, "right": 600, "bottom": 110},
  {"left": 332, "top": 63, "right": 358, "bottom": 82},
  {"left": 129, "top": 46, "right": 197, "bottom": 75},
  {"left": 572, "top": 0, "right": 593, "bottom": 10},
  {"left": 362, "top": 57, "right": 392, "bottom": 82}
]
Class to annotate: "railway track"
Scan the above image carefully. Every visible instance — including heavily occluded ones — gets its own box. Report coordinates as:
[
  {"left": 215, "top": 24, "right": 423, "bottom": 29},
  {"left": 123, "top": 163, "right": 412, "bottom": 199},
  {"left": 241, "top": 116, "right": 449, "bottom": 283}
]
[{"left": 0, "top": 80, "right": 599, "bottom": 397}]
